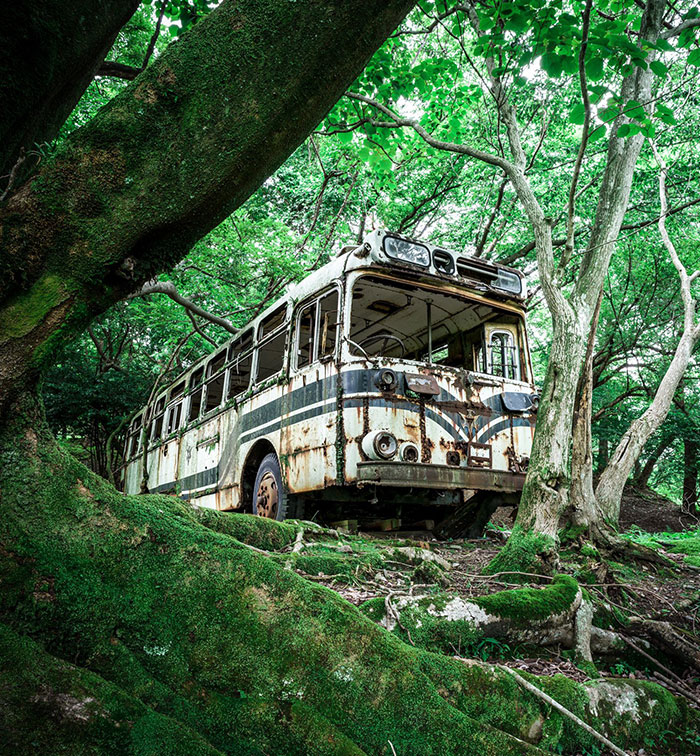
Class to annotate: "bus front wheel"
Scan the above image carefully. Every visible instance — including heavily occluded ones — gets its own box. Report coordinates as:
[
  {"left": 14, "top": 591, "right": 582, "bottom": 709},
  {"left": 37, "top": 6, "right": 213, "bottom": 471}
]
[{"left": 252, "top": 453, "right": 287, "bottom": 521}]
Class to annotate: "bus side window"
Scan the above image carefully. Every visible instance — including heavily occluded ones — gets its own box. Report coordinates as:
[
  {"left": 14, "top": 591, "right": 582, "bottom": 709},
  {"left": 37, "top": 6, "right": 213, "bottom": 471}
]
[
  {"left": 227, "top": 352, "right": 252, "bottom": 398},
  {"left": 256, "top": 330, "right": 287, "bottom": 383},
  {"left": 166, "top": 402, "right": 182, "bottom": 434},
  {"left": 150, "top": 395, "right": 166, "bottom": 440},
  {"left": 297, "top": 302, "right": 316, "bottom": 368},
  {"left": 127, "top": 413, "right": 142, "bottom": 457},
  {"left": 188, "top": 367, "right": 205, "bottom": 422},
  {"left": 488, "top": 330, "right": 519, "bottom": 381},
  {"left": 204, "top": 349, "right": 226, "bottom": 413},
  {"left": 318, "top": 290, "right": 339, "bottom": 359},
  {"left": 165, "top": 380, "right": 185, "bottom": 435}
]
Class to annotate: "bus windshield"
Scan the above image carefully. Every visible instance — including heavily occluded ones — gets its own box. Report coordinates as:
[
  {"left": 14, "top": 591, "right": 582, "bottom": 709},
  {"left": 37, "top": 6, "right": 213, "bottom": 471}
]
[{"left": 349, "top": 274, "right": 523, "bottom": 380}]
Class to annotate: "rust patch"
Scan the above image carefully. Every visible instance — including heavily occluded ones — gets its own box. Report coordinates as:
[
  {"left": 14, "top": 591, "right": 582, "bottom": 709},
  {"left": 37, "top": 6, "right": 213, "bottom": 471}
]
[{"left": 419, "top": 396, "right": 431, "bottom": 463}]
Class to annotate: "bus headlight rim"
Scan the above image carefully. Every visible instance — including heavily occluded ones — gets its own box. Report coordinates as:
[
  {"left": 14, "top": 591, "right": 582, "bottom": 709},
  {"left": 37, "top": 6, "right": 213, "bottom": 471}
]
[{"left": 362, "top": 430, "right": 399, "bottom": 460}]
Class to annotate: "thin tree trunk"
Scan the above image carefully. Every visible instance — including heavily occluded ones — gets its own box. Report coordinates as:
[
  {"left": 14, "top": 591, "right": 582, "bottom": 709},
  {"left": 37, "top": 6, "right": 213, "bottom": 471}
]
[
  {"left": 635, "top": 437, "right": 671, "bottom": 489},
  {"left": 569, "top": 291, "right": 603, "bottom": 529},
  {"left": 596, "top": 141, "right": 700, "bottom": 522},
  {"left": 682, "top": 438, "right": 698, "bottom": 514},
  {"left": 596, "top": 438, "right": 610, "bottom": 473}
]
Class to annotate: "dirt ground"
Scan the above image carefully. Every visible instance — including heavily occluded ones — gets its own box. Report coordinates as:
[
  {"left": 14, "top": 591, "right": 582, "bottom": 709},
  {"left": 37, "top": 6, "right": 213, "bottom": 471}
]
[{"left": 619, "top": 485, "right": 700, "bottom": 532}]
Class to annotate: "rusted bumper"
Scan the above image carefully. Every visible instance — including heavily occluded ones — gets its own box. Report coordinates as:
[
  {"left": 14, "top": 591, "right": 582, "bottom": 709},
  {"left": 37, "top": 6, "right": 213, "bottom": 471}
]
[{"left": 356, "top": 461, "right": 525, "bottom": 492}]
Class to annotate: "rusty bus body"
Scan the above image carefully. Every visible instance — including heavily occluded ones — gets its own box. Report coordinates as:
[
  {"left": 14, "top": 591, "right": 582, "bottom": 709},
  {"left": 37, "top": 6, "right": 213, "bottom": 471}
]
[{"left": 122, "top": 231, "right": 537, "bottom": 526}]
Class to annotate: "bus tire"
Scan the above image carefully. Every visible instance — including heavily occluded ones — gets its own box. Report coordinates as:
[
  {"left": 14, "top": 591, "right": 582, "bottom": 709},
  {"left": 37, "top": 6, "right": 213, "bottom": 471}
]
[{"left": 252, "top": 453, "right": 287, "bottom": 521}]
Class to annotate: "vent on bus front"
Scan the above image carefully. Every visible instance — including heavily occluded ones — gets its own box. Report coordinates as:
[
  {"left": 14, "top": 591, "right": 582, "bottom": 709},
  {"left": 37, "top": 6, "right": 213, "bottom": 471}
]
[
  {"left": 455, "top": 257, "right": 498, "bottom": 287},
  {"left": 433, "top": 249, "right": 455, "bottom": 275}
]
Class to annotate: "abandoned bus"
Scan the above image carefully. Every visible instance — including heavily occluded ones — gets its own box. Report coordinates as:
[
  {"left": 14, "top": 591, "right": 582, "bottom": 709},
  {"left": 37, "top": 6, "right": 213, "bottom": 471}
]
[{"left": 121, "top": 230, "right": 537, "bottom": 529}]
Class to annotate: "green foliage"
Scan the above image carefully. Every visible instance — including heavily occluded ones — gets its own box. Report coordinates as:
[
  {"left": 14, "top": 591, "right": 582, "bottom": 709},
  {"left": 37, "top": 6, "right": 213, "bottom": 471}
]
[{"left": 624, "top": 527, "right": 700, "bottom": 567}]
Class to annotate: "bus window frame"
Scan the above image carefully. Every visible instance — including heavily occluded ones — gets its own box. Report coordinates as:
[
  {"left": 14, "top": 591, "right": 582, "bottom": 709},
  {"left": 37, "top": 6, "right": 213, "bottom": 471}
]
[
  {"left": 293, "top": 284, "right": 341, "bottom": 372},
  {"left": 485, "top": 326, "right": 521, "bottom": 382},
  {"left": 164, "top": 379, "right": 186, "bottom": 437},
  {"left": 186, "top": 365, "right": 206, "bottom": 424},
  {"left": 202, "top": 348, "right": 228, "bottom": 416},
  {"left": 252, "top": 307, "right": 290, "bottom": 387},
  {"left": 150, "top": 393, "right": 167, "bottom": 442}
]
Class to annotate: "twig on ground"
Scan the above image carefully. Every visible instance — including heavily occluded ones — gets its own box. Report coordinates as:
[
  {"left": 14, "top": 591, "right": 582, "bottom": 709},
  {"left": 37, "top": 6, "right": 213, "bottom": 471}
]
[
  {"left": 621, "top": 635, "right": 693, "bottom": 692},
  {"left": 496, "top": 665, "right": 630, "bottom": 756}
]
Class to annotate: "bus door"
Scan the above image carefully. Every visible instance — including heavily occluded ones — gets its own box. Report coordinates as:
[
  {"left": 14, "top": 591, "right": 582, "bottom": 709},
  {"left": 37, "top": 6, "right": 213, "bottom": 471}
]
[{"left": 281, "top": 287, "right": 341, "bottom": 493}]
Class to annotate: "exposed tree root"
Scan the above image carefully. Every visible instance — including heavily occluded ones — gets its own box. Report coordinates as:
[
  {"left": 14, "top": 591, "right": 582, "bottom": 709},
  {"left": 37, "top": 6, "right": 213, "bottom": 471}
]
[
  {"left": 498, "top": 665, "right": 629, "bottom": 756},
  {"left": 2, "top": 406, "right": 698, "bottom": 754},
  {"left": 627, "top": 617, "right": 700, "bottom": 674}
]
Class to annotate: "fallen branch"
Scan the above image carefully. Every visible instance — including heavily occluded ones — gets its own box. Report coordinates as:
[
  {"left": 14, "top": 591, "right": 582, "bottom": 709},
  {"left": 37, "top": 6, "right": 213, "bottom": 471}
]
[{"left": 497, "top": 665, "right": 630, "bottom": 756}]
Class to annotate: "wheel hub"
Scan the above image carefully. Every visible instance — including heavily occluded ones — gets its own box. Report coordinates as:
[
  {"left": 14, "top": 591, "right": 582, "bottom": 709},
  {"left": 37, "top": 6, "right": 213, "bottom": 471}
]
[{"left": 256, "top": 471, "right": 278, "bottom": 519}]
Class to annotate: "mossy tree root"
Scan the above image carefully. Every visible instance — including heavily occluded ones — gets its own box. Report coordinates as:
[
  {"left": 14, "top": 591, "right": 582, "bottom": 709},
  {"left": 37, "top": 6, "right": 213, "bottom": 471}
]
[{"left": 1, "top": 397, "right": 698, "bottom": 755}]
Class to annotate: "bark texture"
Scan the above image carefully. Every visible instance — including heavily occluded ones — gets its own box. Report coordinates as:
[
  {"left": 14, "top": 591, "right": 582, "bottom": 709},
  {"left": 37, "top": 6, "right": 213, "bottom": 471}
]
[
  {"left": 0, "top": 0, "right": 415, "bottom": 415},
  {"left": 595, "top": 142, "right": 700, "bottom": 522}
]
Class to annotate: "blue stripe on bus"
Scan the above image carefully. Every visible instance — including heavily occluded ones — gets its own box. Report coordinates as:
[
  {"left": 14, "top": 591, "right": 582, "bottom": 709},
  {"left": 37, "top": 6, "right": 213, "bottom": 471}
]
[{"left": 152, "top": 368, "right": 532, "bottom": 494}]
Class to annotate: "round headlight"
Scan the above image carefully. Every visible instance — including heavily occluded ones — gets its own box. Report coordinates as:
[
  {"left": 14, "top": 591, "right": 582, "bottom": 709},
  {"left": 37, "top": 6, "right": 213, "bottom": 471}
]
[
  {"left": 400, "top": 442, "right": 419, "bottom": 463},
  {"left": 375, "top": 432, "right": 398, "bottom": 459},
  {"left": 362, "top": 430, "right": 398, "bottom": 460},
  {"left": 375, "top": 368, "right": 398, "bottom": 392}
]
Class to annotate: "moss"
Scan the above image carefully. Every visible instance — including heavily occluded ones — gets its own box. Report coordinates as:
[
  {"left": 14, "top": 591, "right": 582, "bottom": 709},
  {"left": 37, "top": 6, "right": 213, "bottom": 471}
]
[
  {"left": 579, "top": 542, "right": 599, "bottom": 558},
  {"left": 559, "top": 524, "right": 587, "bottom": 543},
  {"left": 483, "top": 525, "right": 557, "bottom": 577},
  {"left": 0, "top": 273, "right": 68, "bottom": 341},
  {"left": 193, "top": 506, "right": 299, "bottom": 552},
  {"left": 359, "top": 578, "right": 579, "bottom": 656},
  {"left": 668, "top": 533, "right": 700, "bottom": 567},
  {"left": 474, "top": 574, "right": 579, "bottom": 624},
  {"left": 0, "top": 622, "right": 231, "bottom": 755}
]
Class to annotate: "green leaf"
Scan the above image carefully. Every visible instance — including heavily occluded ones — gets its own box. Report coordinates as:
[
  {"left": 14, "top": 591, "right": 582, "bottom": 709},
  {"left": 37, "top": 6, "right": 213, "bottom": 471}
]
[
  {"left": 588, "top": 125, "right": 606, "bottom": 142},
  {"left": 541, "top": 52, "right": 563, "bottom": 77},
  {"left": 599, "top": 105, "right": 619, "bottom": 123},
  {"left": 650, "top": 60, "right": 667, "bottom": 77},
  {"left": 586, "top": 57, "right": 604, "bottom": 81},
  {"left": 616, "top": 123, "right": 631, "bottom": 137},
  {"left": 569, "top": 103, "right": 586, "bottom": 125},
  {"left": 337, "top": 131, "right": 353, "bottom": 145},
  {"left": 689, "top": 48, "right": 700, "bottom": 66}
]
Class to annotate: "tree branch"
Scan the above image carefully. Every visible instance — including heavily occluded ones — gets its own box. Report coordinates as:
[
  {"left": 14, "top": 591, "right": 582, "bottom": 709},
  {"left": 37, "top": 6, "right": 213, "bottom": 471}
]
[
  {"left": 97, "top": 60, "right": 142, "bottom": 80},
  {"left": 130, "top": 280, "right": 238, "bottom": 334}
]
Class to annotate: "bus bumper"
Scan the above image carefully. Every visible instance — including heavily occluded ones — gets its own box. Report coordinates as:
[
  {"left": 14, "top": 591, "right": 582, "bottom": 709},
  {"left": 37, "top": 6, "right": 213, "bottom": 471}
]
[{"left": 356, "top": 461, "right": 525, "bottom": 492}]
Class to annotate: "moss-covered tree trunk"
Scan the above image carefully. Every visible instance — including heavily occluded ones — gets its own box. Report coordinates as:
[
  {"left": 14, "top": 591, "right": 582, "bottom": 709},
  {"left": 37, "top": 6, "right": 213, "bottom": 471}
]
[{"left": 0, "top": 0, "right": 415, "bottom": 414}]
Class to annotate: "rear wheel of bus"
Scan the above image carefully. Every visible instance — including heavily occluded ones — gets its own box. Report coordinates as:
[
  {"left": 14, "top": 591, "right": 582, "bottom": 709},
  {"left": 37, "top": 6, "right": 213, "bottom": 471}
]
[{"left": 252, "top": 453, "right": 287, "bottom": 521}]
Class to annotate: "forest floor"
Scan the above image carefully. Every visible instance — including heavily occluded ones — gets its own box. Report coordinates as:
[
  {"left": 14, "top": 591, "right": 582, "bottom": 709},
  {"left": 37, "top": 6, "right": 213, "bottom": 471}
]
[{"left": 276, "top": 486, "right": 700, "bottom": 755}]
